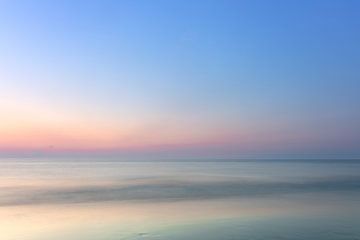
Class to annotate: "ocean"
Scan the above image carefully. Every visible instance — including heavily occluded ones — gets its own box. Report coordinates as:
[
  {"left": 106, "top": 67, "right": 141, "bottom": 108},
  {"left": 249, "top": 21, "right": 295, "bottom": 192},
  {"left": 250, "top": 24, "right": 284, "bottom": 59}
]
[{"left": 0, "top": 159, "right": 359, "bottom": 240}]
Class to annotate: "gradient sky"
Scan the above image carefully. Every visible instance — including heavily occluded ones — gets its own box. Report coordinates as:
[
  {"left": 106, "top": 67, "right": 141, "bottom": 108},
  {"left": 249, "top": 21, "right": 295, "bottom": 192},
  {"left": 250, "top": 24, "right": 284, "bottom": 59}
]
[{"left": 0, "top": 0, "right": 359, "bottom": 159}]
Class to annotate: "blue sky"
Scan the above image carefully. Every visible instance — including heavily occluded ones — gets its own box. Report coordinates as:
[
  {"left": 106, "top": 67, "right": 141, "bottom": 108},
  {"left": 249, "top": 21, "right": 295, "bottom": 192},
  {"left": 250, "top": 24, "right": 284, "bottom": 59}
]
[{"left": 0, "top": 0, "right": 359, "bottom": 158}]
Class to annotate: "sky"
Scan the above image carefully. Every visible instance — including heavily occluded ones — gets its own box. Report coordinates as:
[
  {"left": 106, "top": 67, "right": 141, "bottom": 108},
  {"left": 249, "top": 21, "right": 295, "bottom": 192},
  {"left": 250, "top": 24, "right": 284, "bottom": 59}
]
[{"left": 0, "top": 0, "right": 359, "bottom": 159}]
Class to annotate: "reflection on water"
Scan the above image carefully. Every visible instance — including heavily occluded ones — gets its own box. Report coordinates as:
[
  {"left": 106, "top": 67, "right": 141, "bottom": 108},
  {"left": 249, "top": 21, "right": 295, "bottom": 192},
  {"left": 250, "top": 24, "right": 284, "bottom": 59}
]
[{"left": 0, "top": 159, "right": 359, "bottom": 239}]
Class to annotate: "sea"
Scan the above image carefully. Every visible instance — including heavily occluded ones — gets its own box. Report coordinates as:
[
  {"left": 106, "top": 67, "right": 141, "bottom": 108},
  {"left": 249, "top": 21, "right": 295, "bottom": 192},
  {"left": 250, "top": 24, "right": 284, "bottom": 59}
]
[{"left": 0, "top": 158, "right": 359, "bottom": 240}]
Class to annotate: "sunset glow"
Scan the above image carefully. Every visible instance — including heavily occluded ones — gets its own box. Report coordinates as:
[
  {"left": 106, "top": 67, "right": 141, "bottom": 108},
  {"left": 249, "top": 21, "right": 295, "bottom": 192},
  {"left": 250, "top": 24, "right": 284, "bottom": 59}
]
[{"left": 1, "top": 0, "right": 359, "bottom": 159}]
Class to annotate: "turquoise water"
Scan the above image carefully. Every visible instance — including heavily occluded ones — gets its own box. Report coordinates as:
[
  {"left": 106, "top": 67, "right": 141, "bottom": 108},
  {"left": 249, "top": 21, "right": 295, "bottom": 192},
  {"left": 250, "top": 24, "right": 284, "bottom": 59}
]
[{"left": 0, "top": 159, "right": 359, "bottom": 239}]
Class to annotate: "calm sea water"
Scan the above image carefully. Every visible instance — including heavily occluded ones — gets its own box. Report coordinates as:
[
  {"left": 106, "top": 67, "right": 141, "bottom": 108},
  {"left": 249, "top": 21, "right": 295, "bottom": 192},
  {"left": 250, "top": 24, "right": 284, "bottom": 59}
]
[{"left": 0, "top": 159, "right": 359, "bottom": 240}]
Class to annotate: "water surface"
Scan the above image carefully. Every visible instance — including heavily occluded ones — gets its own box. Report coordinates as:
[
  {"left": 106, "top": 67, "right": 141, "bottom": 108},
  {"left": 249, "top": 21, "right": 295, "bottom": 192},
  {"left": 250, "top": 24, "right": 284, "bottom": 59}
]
[{"left": 0, "top": 159, "right": 359, "bottom": 239}]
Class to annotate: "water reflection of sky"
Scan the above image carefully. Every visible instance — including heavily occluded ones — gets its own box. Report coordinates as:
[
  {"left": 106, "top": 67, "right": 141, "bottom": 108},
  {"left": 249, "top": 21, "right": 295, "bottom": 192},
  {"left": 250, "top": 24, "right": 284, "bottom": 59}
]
[{"left": 0, "top": 160, "right": 359, "bottom": 239}]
